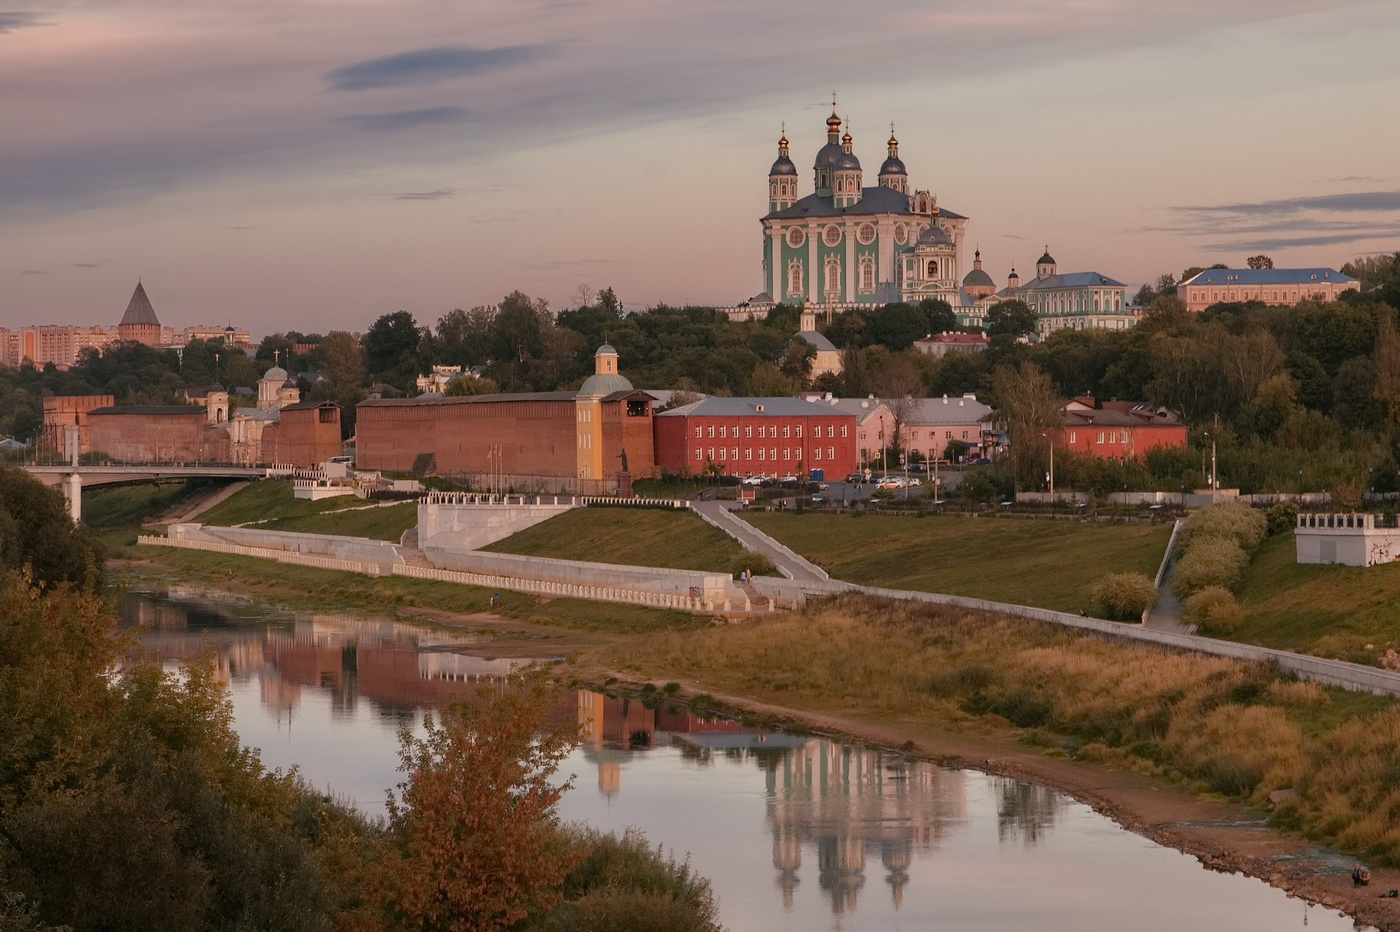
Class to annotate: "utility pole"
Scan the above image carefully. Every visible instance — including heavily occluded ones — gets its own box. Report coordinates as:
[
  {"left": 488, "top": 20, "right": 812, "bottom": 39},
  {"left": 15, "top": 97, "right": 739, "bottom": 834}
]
[
  {"left": 1042, "top": 431, "right": 1054, "bottom": 505},
  {"left": 1204, "top": 431, "right": 1218, "bottom": 493}
]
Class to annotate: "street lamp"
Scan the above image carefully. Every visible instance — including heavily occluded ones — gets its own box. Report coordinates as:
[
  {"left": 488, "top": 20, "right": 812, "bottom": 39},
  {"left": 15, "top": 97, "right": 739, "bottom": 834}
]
[
  {"left": 1041, "top": 431, "right": 1055, "bottom": 506},
  {"left": 1203, "top": 431, "right": 1218, "bottom": 493}
]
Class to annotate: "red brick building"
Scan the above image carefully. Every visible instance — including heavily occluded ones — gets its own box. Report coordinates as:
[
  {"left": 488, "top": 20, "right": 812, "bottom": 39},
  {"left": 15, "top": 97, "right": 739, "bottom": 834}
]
[
  {"left": 258, "top": 401, "right": 343, "bottom": 466},
  {"left": 355, "top": 345, "right": 656, "bottom": 494},
  {"left": 1056, "top": 398, "right": 1186, "bottom": 459},
  {"left": 654, "top": 397, "right": 858, "bottom": 477}
]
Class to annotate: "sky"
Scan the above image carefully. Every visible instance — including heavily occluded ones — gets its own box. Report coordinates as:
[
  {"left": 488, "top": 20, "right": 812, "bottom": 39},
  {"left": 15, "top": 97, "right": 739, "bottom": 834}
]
[{"left": 3, "top": 0, "right": 1400, "bottom": 338}]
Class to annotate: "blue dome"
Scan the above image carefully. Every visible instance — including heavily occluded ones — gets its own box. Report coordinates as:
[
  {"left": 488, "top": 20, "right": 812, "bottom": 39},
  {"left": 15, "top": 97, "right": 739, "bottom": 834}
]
[
  {"left": 579, "top": 372, "right": 633, "bottom": 395},
  {"left": 918, "top": 225, "right": 953, "bottom": 246},
  {"left": 835, "top": 151, "right": 862, "bottom": 171},
  {"left": 769, "top": 155, "right": 797, "bottom": 176},
  {"left": 963, "top": 268, "right": 995, "bottom": 288},
  {"left": 879, "top": 156, "right": 907, "bottom": 175},
  {"left": 813, "top": 142, "right": 843, "bottom": 169}
]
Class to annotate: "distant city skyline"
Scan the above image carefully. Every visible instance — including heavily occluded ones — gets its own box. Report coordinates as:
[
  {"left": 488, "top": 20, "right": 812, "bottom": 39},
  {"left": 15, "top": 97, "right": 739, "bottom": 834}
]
[{"left": 4, "top": 0, "right": 1399, "bottom": 337}]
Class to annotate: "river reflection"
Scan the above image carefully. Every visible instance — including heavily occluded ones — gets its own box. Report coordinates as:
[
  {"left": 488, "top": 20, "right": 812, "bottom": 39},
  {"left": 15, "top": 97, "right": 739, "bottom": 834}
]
[{"left": 120, "top": 587, "right": 1369, "bottom": 932}]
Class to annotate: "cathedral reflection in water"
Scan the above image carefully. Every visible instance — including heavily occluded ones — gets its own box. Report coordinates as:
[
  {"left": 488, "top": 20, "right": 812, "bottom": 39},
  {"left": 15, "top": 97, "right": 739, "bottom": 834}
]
[{"left": 123, "top": 587, "right": 1061, "bottom": 918}]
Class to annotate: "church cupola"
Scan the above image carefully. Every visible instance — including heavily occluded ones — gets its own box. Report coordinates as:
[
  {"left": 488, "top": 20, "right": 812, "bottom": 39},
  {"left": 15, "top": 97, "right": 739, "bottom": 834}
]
[
  {"left": 1036, "top": 246, "right": 1057, "bottom": 279},
  {"left": 768, "top": 128, "right": 798, "bottom": 212},
  {"left": 962, "top": 249, "right": 996, "bottom": 298},
  {"left": 813, "top": 105, "right": 843, "bottom": 198},
  {"left": 1007, "top": 266, "right": 1021, "bottom": 291},
  {"left": 878, "top": 126, "right": 908, "bottom": 195},
  {"left": 832, "top": 119, "right": 863, "bottom": 208}
]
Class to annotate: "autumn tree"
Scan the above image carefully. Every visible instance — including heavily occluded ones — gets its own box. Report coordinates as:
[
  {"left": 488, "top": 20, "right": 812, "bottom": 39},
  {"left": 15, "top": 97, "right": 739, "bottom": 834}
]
[
  {"left": 1246, "top": 255, "right": 1275, "bottom": 270},
  {"left": 374, "top": 673, "right": 581, "bottom": 932},
  {"left": 991, "top": 361, "right": 1061, "bottom": 489}
]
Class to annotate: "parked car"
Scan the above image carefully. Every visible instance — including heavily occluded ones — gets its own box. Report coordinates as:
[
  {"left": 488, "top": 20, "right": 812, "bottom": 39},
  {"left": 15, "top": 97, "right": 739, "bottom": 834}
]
[
  {"left": 844, "top": 472, "right": 865, "bottom": 484},
  {"left": 905, "top": 477, "right": 922, "bottom": 487},
  {"left": 876, "top": 477, "right": 902, "bottom": 489},
  {"left": 740, "top": 474, "right": 765, "bottom": 487}
]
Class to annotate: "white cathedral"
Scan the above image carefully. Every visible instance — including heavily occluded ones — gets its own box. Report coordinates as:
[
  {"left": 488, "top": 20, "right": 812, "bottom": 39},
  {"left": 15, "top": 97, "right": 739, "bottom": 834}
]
[{"left": 734, "top": 106, "right": 998, "bottom": 319}]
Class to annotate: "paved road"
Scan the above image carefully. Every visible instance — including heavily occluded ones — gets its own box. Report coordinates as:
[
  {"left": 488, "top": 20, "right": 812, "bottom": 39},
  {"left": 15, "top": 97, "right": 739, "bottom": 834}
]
[{"left": 691, "top": 500, "right": 829, "bottom": 582}]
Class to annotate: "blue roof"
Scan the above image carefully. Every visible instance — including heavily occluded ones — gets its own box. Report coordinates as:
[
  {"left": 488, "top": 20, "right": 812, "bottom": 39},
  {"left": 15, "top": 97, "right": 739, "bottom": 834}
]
[
  {"left": 763, "top": 188, "right": 965, "bottom": 221},
  {"left": 1019, "top": 272, "right": 1124, "bottom": 290},
  {"left": 1180, "top": 267, "right": 1357, "bottom": 287}
]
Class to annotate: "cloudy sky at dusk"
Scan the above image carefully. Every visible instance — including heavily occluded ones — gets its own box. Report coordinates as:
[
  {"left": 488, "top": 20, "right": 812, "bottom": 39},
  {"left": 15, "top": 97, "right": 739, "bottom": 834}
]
[{"left": 4, "top": 0, "right": 1399, "bottom": 337}]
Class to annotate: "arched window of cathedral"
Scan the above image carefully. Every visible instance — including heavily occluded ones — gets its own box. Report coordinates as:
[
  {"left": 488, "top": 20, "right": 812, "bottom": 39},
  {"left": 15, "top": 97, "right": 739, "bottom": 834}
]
[
  {"left": 860, "top": 257, "right": 875, "bottom": 292},
  {"left": 927, "top": 260, "right": 938, "bottom": 278},
  {"left": 825, "top": 261, "right": 840, "bottom": 295},
  {"left": 788, "top": 262, "right": 804, "bottom": 296}
]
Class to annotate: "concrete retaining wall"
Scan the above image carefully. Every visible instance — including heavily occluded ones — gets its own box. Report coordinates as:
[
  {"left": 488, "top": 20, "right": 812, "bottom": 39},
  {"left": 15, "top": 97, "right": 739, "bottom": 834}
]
[
  {"left": 169, "top": 524, "right": 405, "bottom": 567},
  {"left": 138, "top": 535, "right": 383, "bottom": 576},
  {"left": 418, "top": 500, "right": 576, "bottom": 551},
  {"left": 421, "top": 545, "right": 737, "bottom": 603}
]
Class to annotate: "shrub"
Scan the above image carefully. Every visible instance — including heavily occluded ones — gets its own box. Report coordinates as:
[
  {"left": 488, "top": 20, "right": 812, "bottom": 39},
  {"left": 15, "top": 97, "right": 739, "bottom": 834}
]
[
  {"left": 1265, "top": 501, "right": 1299, "bottom": 537},
  {"left": 1182, "top": 586, "right": 1244, "bottom": 634},
  {"left": 1172, "top": 536, "right": 1249, "bottom": 598},
  {"left": 1177, "top": 502, "right": 1267, "bottom": 553},
  {"left": 927, "top": 663, "right": 996, "bottom": 697},
  {"left": 1088, "top": 572, "right": 1157, "bottom": 621}
]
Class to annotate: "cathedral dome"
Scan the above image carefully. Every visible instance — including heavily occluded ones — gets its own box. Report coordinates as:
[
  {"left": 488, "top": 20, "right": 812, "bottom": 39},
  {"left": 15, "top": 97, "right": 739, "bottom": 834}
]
[
  {"left": 1038, "top": 250, "right": 1057, "bottom": 266},
  {"left": 813, "top": 142, "right": 843, "bottom": 169},
  {"left": 835, "top": 151, "right": 862, "bottom": 171},
  {"left": 769, "top": 155, "right": 797, "bottom": 176},
  {"left": 262, "top": 365, "right": 288, "bottom": 382},
  {"left": 963, "top": 267, "right": 995, "bottom": 288},
  {"left": 918, "top": 225, "right": 953, "bottom": 245},
  {"left": 879, "top": 156, "right": 906, "bottom": 175}
]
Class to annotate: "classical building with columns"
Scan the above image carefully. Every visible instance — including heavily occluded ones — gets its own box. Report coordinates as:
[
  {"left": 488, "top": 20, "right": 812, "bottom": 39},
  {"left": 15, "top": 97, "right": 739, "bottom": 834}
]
[{"left": 742, "top": 107, "right": 970, "bottom": 318}]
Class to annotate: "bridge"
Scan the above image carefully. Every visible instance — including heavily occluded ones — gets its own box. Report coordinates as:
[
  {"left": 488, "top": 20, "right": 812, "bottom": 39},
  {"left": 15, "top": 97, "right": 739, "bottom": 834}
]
[{"left": 21, "top": 464, "right": 282, "bottom": 521}]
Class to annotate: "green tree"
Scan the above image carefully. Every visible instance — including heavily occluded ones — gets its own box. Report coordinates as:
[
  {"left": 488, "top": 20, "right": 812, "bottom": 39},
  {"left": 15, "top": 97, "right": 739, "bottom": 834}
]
[
  {"left": 918, "top": 298, "right": 957, "bottom": 334},
  {"left": 1246, "top": 255, "right": 1274, "bottom": 270},
  {"left": 866, "top": 303, "right": 926, "bottom": 350},
  {"left": 984, "top": 300, "right": 1036, "bottom": 338},
  {"left": 990, "top": 361, "right": 1061, "bottom": 489},
  {"left": 363, "top": 311, "right": 427, "bottom": 387},
  {"left": 0, "top": 466, "right": 101, "bottom": 589}
]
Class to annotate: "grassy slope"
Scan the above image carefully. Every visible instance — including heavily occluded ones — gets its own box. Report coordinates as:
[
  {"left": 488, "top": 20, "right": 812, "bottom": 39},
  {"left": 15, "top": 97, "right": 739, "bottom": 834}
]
[
  {"left": 196, "top": 480, "right": 370, "bottom": 527},
  {"left": 485, "top": 506, "right": 764, "bottom": 576},
  {"left": 745, "top": 512, "right": 1171, "bottom": 613},
  {"left": 1234, "top": 534, "right": 1400, "bottom": 660},
  {"left": 259, "top": 502, "right": 418, "bottom": 541},
  {"left": 83, "top": 480, "right": 222, "bottom": 554}
]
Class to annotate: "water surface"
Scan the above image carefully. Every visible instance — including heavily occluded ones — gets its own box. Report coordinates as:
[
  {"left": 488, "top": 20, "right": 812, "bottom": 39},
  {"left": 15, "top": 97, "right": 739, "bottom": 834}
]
[{"left": 121, "top": 586, "right": 1368, "bottom": 932}]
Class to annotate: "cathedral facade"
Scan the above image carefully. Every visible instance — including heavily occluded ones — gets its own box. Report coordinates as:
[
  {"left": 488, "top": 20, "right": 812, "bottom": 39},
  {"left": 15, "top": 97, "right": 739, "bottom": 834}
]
[{"left": 755, "top": 108, "right": 969, "bottom": 313}]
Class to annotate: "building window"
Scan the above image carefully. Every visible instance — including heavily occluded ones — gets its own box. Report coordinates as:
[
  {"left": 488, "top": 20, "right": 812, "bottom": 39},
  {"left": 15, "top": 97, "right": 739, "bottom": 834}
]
[
  {"left": 823, "top": 224, "right": 842, "bottom": 247},
  {"left": 783, "top": 426, "right": 791, "bottom": 438},
  {"left": 1121, "top": 430, "right": 1128, "bottom": 443},
  {"left": 707, "top": 447, "right": 715, "bottom": 461},
  {"left": 695, "top": 448, "right": 703, "bottom": 461},
  {"left": 1069, "top": 431, "right": 1076, "bottom": 444},
  {"left": 795, "top": 425, "right": 802, "bottom": 438},
  {"left": 707, "top": 425, "right": 714, "bottom": 438},
  {"left": 786, "top": 227, "right": 805, "bottom": 248},
  {"left": 745, "top": 425, "right": 752, "bottom": 438},
  {"left": 758, "top": 448, "right": 766, "bottom": 460},
  {"left": 694, "top": 426, "right": 702, "bottom": 438},
  {"left": 731, "top": 447, "right": 738, "bottom": 460},
  {"left": 825, "top": 260, "right": 840, "bottom": 294},
  {"left": 787, "top": 261, "right": 804, "bottom": 296},
  {"left": 1096, "top": 431, "right": 1104, "bottom": 444},
  {"left": 771, "top": 447, "right": 777, "bottom": 460},
  {"left": 841, "top": 425, "right": 848, "bottom": 437},
  {"left": 758, "top": 425, "right": 766, "bottom": 439},
  {"left": 859, "top": 256, "right": 876, "bottom": 293},
  {"left": 719, "top": 425, "right": 726, "bottom": 438},
  {"left": 814, "top": 448, "right": 822, "bottom": 460},
  {"left": 827, "top": 446, "right": 835, "bottom": 460},
  {"left": 745, "top": 449, "right": 752, "bottom": 460},
  {"left": 927, "top": 260, "right": 937, "bottom": 278},
  {"left": 718, "top": 448, "right": 727, "bottom": 461}
]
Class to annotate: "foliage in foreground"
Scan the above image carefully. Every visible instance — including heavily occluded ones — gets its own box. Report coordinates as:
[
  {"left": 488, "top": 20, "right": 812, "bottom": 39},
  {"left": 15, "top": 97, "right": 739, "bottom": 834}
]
[
  {"left": 615, "top": 595, "right": 1400, "bottom": 865},
  {"left": 0, "top": 568, "right": 723, "bottom": 932}
]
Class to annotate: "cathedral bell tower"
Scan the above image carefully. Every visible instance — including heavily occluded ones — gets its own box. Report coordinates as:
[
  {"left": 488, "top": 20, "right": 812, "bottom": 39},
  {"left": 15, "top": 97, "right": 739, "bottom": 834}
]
[
  {"left": 813, "top": 107, "right": 843, "bottom": 198},
  {"left": 768, "top": 129, "right": 798, "bottom": 212}
]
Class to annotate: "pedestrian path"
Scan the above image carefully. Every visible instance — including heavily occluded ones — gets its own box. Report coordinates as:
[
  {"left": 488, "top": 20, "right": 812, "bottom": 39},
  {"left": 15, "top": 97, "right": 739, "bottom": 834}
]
[{"left": 691, "top": 500, "right": 828, "bottom": 582}]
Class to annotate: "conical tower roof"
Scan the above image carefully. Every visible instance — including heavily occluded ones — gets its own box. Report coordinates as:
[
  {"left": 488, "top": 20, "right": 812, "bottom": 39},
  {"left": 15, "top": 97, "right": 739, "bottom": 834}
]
[{"left": 119, "top": 281, "right": 160, "bottom": 327}]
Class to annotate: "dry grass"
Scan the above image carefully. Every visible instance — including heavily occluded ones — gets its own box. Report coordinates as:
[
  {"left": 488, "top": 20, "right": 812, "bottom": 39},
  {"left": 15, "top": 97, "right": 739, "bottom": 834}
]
[{"left": 603, "top": 594, "right": 1400, "bottom": 863}]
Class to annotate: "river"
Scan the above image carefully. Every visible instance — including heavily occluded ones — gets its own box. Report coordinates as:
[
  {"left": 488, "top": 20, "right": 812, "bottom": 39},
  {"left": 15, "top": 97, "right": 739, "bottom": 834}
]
[{"left": 120, "top": 585, "right": 1372, "bottom": 932}]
